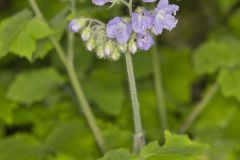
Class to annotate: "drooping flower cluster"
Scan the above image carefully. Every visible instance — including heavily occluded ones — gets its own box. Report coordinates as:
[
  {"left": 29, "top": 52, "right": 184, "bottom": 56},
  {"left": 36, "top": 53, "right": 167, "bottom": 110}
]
[{"left": 68, "top": 0, "right": 179, "bottom": 60}]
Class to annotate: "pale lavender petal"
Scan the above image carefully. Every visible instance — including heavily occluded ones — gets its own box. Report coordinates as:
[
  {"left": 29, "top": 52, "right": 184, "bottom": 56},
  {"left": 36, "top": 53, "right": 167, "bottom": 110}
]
[
  {"left": 92, "top": 0, "right": 112, "bottom": 6},
  {"left": 157, "top": 0, "right": 169, "bottom": 8},
  {"left": 143, "top": 0, "right": 157, "bottom": 2},
  {"left": 153, "top": 0, "right": 179, "bottom": 35},
  {"left": 106, "top": 17, "right": 131, "bottom": 44},
  {"left": 161, "top": 4, "right": 179, "bottom": 14},
  {"left": 68, "top": 19, "right": 81, "bottom": 33},
  {"left": 137, "top": 32, "right": 154, "bottom": 50},
  {"left": 132, "top": 8, "right": 153, "bottom": 33}
]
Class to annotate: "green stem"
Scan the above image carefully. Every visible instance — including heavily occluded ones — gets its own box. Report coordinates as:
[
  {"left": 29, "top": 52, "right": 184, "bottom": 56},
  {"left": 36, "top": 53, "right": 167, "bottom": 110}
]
[
  {"left": 67, "top": 63, "right": 106, "bottom": 153},
  {"left": 180, "top": 83, "right": 218, "bottom": 134},
  {"left": 125, "top": 0, "right": 144, "bottom": 154},
  {"left": 67, "top": 0, "right": 76, "bottom": 62},
  {"left": 129, "top": 0, "right": 133, "bottom": 14},
  {"left": 125, "top": 53, "right": 145, "bottom": 153},
  {"left": 152, "top": 46, "right": 168, "bottom": 131},
  {"left": 29, "top": 0, "right": 106, "bottom": 153}
]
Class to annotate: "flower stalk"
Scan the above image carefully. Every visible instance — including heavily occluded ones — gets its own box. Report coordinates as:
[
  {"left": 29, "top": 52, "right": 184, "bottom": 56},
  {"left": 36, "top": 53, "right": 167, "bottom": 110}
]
[
  {"left": 29, "top": 0, "right": 106, "bottom": 154},
  {"left": 67, "top": 0, "right": 76, "bottom": 62},
  {"left": 123, "top": 0, "right": 145, "bottom": 154},
  {"left": 125, "top": 52, "right": 145, "bottom": 153}
]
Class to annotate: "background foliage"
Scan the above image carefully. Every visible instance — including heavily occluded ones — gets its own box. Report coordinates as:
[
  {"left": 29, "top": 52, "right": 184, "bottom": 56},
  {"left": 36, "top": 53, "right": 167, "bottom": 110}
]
[{"left": 0, "top": 0, "right": 240, "bottom": 159}]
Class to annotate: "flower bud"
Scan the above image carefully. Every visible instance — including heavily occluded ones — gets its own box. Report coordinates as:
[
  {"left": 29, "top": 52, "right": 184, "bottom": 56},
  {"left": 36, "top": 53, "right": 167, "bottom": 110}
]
[
  {"left": 135, "top": 7, "right": 144, "bottom": 13},
  {"left": 118, "top": 44, "right": 127, "bottom": 53},
  {"left": 96, "top": 46, "right": 105, "bottom": 59},
  {"left": 68, "top": 19, "right": 86, "bottom": 33},
  {"left": 104, "top": 41, "right": 113, "bottom": 57},
  {"left": 110, "top": 49, "right": 121, "bottom": 61},
  {"left": 128, "top": 39, "right": 137, "bottom": 54},
  {"left": 81, "top": 27, "right": 91, "bottom": 41},
  {"left": 86, "top": 38, "right": 96, "bottom": 51}
]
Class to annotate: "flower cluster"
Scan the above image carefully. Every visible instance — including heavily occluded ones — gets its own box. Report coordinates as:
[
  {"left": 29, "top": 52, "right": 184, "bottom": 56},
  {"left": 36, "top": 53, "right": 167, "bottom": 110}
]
[{"left": 69, "top": 0, "right": 179, "bottom": 60}]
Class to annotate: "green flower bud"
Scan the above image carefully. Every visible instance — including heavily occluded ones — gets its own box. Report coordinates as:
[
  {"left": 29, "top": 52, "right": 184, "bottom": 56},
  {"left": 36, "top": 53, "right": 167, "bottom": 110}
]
[
  {"left": 110, "top": 49, "right": 121, "bottom": 61},
  {"left": 96, "top": 46, "right": 105, "bottom": 59},
  {"left": 104, "top": 40, "right": 113, "bottom": 57},
  {"left": 128, "top": 38, "right": 137, "bottom": 54},
  {"left": 86, "top": 38, "right": 96, "bottom": 51},
  {"left": 135, "top": 7, "right": 144, "bottom": 13},
  {"left": 78, "top": 18, "right": 86, "bottom": 27},
  {"left": 118, "top": 43, "right": 127, "bottom": 53},
  {"left": 81, "top": 27, "right": 91, "bottom": 41}
]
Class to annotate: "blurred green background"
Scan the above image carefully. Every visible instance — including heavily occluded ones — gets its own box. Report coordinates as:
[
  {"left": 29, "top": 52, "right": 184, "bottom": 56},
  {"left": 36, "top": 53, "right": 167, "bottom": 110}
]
[{"left": 0, "top": 0, "right": 240, "bottom": 159}]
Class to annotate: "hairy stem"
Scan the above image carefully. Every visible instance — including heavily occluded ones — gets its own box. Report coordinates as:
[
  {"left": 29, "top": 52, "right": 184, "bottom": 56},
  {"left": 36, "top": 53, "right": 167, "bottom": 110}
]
[
  {"left": 152, "top": 46, "right": 168, "bottom": 131},
  {"left": 125, "top": 0, "right": 145, "bottom": 154},
  {"left": 29, "top": 0, "right": 106, "bottom": 153},
  {"left": 67, "top": 0, "right": 76, "bottom": 62},
  {"left": 125, "top": 53, "right": 145, "bottom": 153},
  {"left": 180, "top": 83, "right": 218, "bottom": 133},
  {"left": 129, "top": 0, "right": 133, "bottom": 14}
]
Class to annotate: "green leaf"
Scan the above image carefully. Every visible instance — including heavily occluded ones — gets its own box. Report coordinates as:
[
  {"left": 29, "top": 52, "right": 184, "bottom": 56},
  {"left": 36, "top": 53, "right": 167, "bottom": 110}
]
[
  {"left": 140, "top": 142, "right": 160, "bottom": 158},
  {"left": 0, "top": 71, "right": 18, "bottom": 124},
  {"left": 0, "top": 89, "right": 17, "bottom": 124},
  {"left": 229, "top": 9, "right": 240, "bottom": 38},
  {"left": 53, "top": 153, "right": 76, "bottom": 160},
  {"left": 0, "top": 9, "right": 32, "bottom": 58},
  {"left": 45, "top": 119, "right": 99, "bottom": 160},
  {"left": 138, "top": 81, "right": 162, "bottom": 140},
  {"left": 193, "top": 92, "right": 238, "bottom": 132},
  {"left": 140, "top": 131, "right": 208, "bottom": 160},
  {"left": 26, "top": 18, "right": 53, "bottom": 39},
  {"left": 161, "top": 48, "right": 195, "bottom": 102},
  {"left": 217, "top": 66, "right": 240, "bottom": 101},
  {"left": 84, "top": 68, "right": 124, "bottom": 116},
  {"left": 99, "top": 149, "right": 132, "bottom": 160},
  {"left": 0, "top": 134, "right": 41, "bottom": 160},
  {"left": 193, "top": 38, "right": 240, "bottom": 75},
  {"left": 102, "top": 123, "right": 132, "bottom": 149},
  {"left": 7, "top": 67, "right": 65, "bottom": 105},
  {"left": 192, "top": 92, "right": 240, "bottom": 160},
  {"left": 10, "top": 18, "right": 53, "bottom": 60},
  {"left": 133, "top": 52, "right": 152, "bottom": 79},
  {"left": 33, "top": 7, "right": 68, "bottom": 60},
  {"left": 10, "top": 29, "right": 36, "bottom": 60}
]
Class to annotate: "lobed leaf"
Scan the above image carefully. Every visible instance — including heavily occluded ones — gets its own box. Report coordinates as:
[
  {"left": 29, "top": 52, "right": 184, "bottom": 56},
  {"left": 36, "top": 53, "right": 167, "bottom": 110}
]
[
  {"left": 218, "top": 66, "right": 240, "bottom": 101},
  {"left": 0, "top": 134, "right": 42, "bottom": 160},
  {"left": 0, "top": 9, "right": 53, "bottom": 61},
  {"left": 0, "top": 9, "right": 32, "bottom": 58},
  {"left": 140, "top": 131, "right": 208, "bottom": 160},
  {"left": 99, "top": 149, "right": 132, "bottom": 160},
  {"left": 7, "top": 67, "right": 65, "bottom": 105},
  {"left": 193, "top": 38, "right": 240, "bottom": 75}
]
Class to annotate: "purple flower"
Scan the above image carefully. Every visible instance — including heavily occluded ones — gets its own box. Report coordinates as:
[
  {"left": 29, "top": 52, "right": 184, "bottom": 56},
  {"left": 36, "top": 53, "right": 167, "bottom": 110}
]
[
  {"left": 152, "top": 0, "right": 179, "bottom": 35},
  {"left": 137, "top": 32, "right": 154, "bottom": 50},
  {"left": 143, "top": 0, "right": 157, "bottom": 2},
  {"left": 69, "top": 19, "right": 81, "bottom": 33},
  {"left": 92, "top": 0, "right": 112, "bottom": 6},
  {"left": 106, "top": 17, "right": 132, "bottom": 44},
  {"left": 132, "top": 8, "right": 153, "bottom": 34}
]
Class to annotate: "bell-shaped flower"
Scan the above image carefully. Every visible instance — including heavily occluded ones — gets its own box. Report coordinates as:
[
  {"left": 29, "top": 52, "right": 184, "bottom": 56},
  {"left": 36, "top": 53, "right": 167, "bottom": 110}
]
[
  {"left": 152, "top": 0, "right": 179, "bottom": 35},
  {"left": 137, "top": 32, "right": 154, "bottom": 50},
  {"left": 106, "top": 17, "right": 132, "bottom": 44},
  {"left": 132, "top": 8, "right": 153, "bottom": 34}
]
